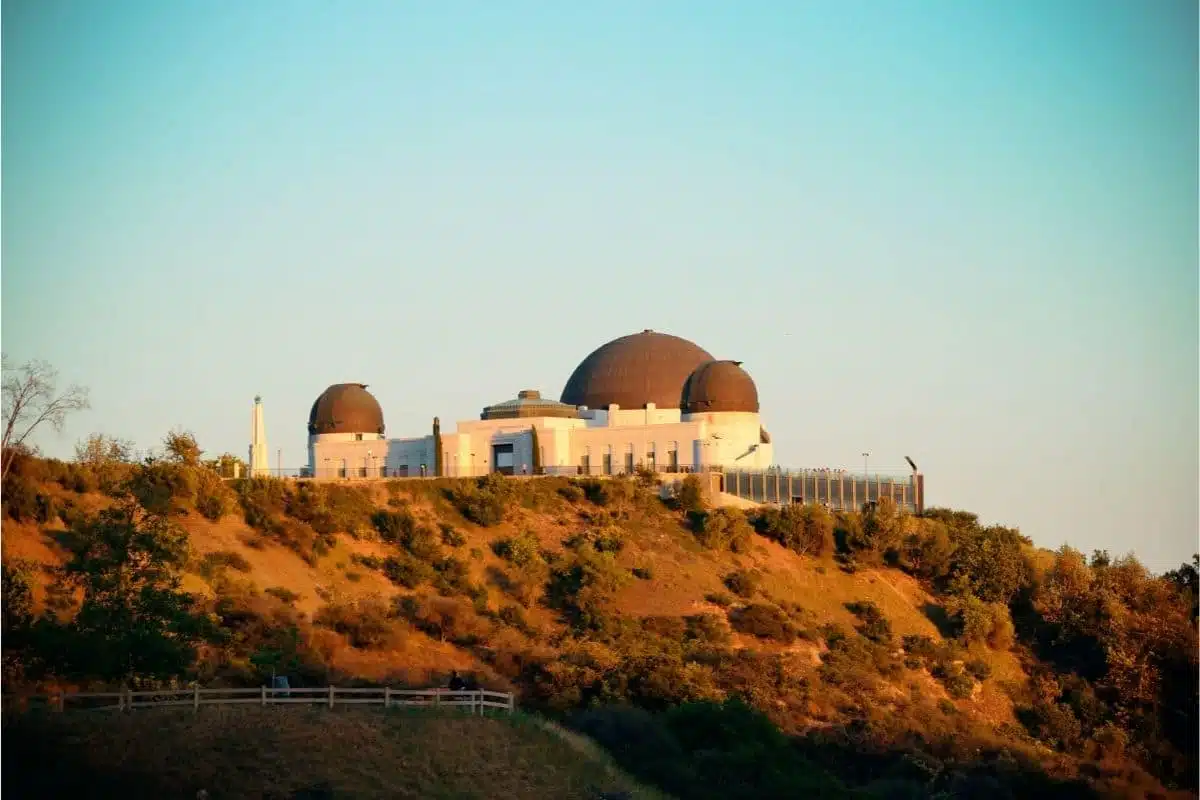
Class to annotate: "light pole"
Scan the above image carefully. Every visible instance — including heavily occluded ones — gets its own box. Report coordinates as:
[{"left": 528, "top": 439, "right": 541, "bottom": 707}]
[
  {"left": 862, "top": 452, "right": 870, "bottom": 477},
  {"left": 367, "top": 450, "right": 372, "bottom": 479}
]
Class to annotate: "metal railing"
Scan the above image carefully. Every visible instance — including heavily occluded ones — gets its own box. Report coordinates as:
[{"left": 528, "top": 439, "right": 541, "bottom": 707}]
[
  {"left": 236, "top": 464, "right": 918, "bottom": 482},
  {"left": 5, "top": 686, "right": 516, "bottom": 716}
]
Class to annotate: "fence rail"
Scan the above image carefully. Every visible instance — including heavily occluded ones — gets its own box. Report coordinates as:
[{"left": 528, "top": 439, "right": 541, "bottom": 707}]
[{"left": 4, "top": 686, "right": 516, "bottom": 716}]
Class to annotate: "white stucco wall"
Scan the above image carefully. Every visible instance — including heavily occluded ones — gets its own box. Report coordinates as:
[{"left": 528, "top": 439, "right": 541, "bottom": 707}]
[{"left": 307, "top": 406, "right": 773, "bottom": 477}]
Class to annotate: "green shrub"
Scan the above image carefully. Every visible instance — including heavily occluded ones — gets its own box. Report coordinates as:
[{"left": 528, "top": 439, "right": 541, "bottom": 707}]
[
  {"left": 673, "top": 474, "right": 705, "bottom": 514},
  {"left": 264, "top": 586, "right": 300, "bottom": 605},
  {"left": 439, "top": 524, "right": 467, "bottom": 547},
  {"left": 705, "top": 591, "right": 734, "bottom": 607},
  {"left": 491, "top": 530, "right": 543, "bottom": 567},
  {"left": 557, "top": 482, "right": 585, "bottom": 503},
  {"left": 313, "top": 597, "right": 395, "bottom": 649},
  {"left": 575, "top": 477, "right": 638, "bottom": 507},
  {"left": 2, "top": 476, "right": 39, "bottom": 522},
  {"left": 371, "top": 508, "right": 416, "bottom": 543},
  {"left": 197, "top": 550, "right": 252, "bottom": 579},
  {"left": 234, "top": 477, "right": 288, "bottom": 530},
  {"left": 846, "top": 600, "right": 893, "bottom": 644},
  {"left": 194, "top": 469, "right": 232, "bottom": 521},
  {"left": 964, "top": 658, "right": 993, "bottom": 681},
  {"left": 690, "top": 507, "right": 753, "bottom": 553},
  {"left": 943, "top": 669, "right": 975, "bottom": 699},
  {"left": 632, "top": 566, "right": 654, "bottom": 581},
  {"left": 752, "top": 503, "right": 834, "bottom": 558},
  {"left": 564, "top": 526, "right": 625, "bottom": 554},
  {"left": 446, "top": 474, "right": 509, "bottom": 526},
  {"left": 383, "top": 554, "right": 436, "bottom": 589},
  {"left": 730, "top": 603, "right": 795, "bottom": 643},
  {"left": 545, "top": 545, "right": 629, "bottom": 630},
  {"left": 125, "top": 461, "right": 197, "bottom": 514},
  {"left": 431, "top": 556, "right": 475, "bottom": 596},
  {"left": 723, "top": 569, "right": 759, "bottom": 599}
]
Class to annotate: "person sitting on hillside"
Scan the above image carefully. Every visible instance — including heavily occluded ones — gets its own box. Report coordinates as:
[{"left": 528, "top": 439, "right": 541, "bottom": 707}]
[{"left": 447, "top": 671, "right": 465, "bottom": 691}]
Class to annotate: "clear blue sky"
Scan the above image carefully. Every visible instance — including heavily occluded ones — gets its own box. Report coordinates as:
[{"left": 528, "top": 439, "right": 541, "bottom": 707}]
[{"left": 3, "top": 1, "right": 1196, "bottom": 572}]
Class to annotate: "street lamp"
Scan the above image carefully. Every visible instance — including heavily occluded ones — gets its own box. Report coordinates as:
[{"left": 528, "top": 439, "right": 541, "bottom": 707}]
[
  {"left": 862, "top": 452, "right": 870, "bottom": 476},
  {"left": 367, "top": 450, "right": 372, "bottom": 479}
]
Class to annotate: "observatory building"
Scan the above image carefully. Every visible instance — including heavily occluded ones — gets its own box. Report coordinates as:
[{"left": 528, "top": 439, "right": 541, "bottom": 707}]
[{"left": 305, "top": 330, "right": 774, "bottom": 478}]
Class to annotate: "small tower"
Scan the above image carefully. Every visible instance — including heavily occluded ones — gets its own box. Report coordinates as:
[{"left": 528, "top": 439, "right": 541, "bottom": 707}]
[{"left": 249, "top": 395, "right": 270, "bottom": 477}]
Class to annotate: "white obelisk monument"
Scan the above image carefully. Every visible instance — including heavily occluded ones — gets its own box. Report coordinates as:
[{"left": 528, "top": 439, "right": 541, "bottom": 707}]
[{"left": 249, "top": 395, "right": 270, "bottom": 477}]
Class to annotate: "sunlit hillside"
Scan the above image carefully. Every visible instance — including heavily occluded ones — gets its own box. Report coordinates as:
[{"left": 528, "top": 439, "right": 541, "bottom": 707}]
[{"left": 3, "top": 449, "right": 1196, "bottom": 799}]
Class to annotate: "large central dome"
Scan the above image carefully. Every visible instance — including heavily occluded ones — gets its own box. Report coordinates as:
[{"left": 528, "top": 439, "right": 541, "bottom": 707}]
[
  {"left": 308, "top": 383, "right": 385, "bottom": 435},
  {"left": 560, "top": 330, "right": 714, "bottom": 410}
]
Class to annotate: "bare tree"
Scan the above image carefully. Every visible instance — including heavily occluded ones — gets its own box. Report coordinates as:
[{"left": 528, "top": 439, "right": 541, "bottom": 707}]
[{"left": 2, "top": 355, "right": 90, "bottom": 481}]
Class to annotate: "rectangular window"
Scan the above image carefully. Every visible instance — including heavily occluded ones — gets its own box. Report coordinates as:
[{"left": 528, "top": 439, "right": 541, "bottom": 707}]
[
  {"left": 645, "top": 448, "right": 656, "bottom": 472},
  {"left": 338, "top": 466, "right": 347, "bottom": 478},
  {"left": 668, "top": 442, "right": 679, "bottom": 472},
  {"left": 355, "top": 433, "right": 363, "bottom": 441},
  {"left": 580, "top": 454, "right": 591, "bottom": 475},
  {"left": 624, "top": 452, "right": 634, "bottom": 474},
  {"left": 602, "top": 453, "right": 613, "bottom": 475}
]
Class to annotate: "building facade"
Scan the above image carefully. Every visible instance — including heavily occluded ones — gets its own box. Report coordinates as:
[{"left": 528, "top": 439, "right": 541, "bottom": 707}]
[{"left": 305, "top": 329, "right": 775, "bottom": 479}]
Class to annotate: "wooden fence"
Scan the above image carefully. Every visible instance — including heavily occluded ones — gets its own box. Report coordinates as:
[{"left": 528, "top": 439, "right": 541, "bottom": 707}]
[{"left": 4, "top": 686, "right": 516, "bottom": 716}]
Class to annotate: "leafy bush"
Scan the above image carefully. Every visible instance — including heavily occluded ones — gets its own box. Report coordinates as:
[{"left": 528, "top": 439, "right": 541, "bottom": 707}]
[
  {"left": 574, "top": 477, "right": 638, "bottom": 508},
  {"left": 233, "top": 477, "right": 288, "bottom": 530},
  {"left": 722, "top": 569, "right": 759, "bottom": 599},
  {"left": 439, "top": 524, "right": 466, "bottom": 547},
  {"left": 947, "top": 593, "right": 1015, "bottom": 650},
  {"left": 431, "top": 555, "right": 475, "bottom": 597},
  {"left": 752, "top": 503, "right": 834, "bottom": 558},
  {"left": 545, "top": 545, "right": 629, "bottom": 630},
  {"left": 942, "top": 668, "right": 976, "bottom": 699},
  {"left": 690, "top": 507, "right": 753, "bottom": 553},
  {"left": 382, "top": 554, "right": 436, "bottom": 589},
  {"left": 965, "top": 658, "right": 993, "bottom": 681},
  {"left": 371, "top": 508, "right": 416, "bottom": 543},
  {"left": 673, "top": 474, "right": 705, "bottom": 514},
  {"left": 730, "top": 604, "right": 795, "bottom": 643},
  {"left": 313, "top": 597, "right": 396, "bottom": 650},
  {"left": 705, "top": 591, "right": 734, "bottom": 607},
  {"left": 846, "top": 600, "right": 893, "bottom": 644},
  {"left": 446, "top": 474, "right": 509, "bottom": 526},
  {"left": 632, "top": 566, "right": 654, "bottom": 581},
  {"left": 395, "top": 594, "right": 489, "bottom": 646},
  {"left": 320, "top": 484, "right": 375, "bottom": 535},
  {"left": 491, "top": 530, "right": 543, "bottom": 567},
  {"left": 125, "top": 461, "right": 197, "bottom": 515},
  {"left": 264, "top": 586, "right": 300, "bottom": 605},
  {"left": 564, "top": 526, "right": 625, "bottom": 554},
  {"left": 1, "top": 476, "right": 40, "bottom": 522},
  {"left": 197, "top": 550, "right": 252, "bottom": 579},
  {"left": 194, "top": 469, "right": 232, "bottom": 521}
]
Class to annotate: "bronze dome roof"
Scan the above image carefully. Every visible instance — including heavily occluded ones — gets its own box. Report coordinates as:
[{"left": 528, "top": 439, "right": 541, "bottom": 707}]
[
  {"left": 308, "top": 383, "right": 385, "bottom": 435},
  {"left": 681, "top": 360, "right": 760, "bottom": 414},
  {"left": 560, "top": 330, "right": 714, "bottom": 410}
]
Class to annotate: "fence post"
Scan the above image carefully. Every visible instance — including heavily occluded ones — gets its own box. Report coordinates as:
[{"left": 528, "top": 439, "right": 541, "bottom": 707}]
[
  {"left": 434, "top": 688, "right": 441, "bottom": 708},
  {"left": 328, "top": 685, "right": 334, "bottom": 709},
  {"left": 384, "top": 687, "right": 391, "bottom": 709},
  {"left": 57, "top": 692, "right": 65, "bottom": 713},
  {"left": 508, "top": 692, "right": 515, "bottom": 714},
  {"left": 261, "top": 685, "right": 267, "bottom": 706},
  {"left": 124, "top": 688, "right": 132, "bottom": 712},
  {"left": 194, "top": 685, "right": 200, "bottom": 712}
]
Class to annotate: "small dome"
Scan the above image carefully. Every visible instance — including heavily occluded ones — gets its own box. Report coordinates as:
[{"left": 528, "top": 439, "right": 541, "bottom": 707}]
[
  {"left": 308, "top": 383, "right": 385, "bottom": 435},
  {"left": 681, "top": 360, "right": 760, "bottom": 414},
  {"left": 561, "top": 330, "right": 714, "bottom": 410}
]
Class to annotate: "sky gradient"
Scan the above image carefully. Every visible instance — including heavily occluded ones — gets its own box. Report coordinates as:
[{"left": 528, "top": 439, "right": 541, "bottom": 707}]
[{"left": 3, "top": 1, "right": 1196, "bottom": 571}]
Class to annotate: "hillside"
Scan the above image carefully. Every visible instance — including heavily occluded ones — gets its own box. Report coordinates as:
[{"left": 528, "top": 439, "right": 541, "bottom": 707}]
[
  {"left": 2, "top": 451, "right": 1197, "bottom": 799},
  {"left": 2, "top": 705, "right": 663, "bottom": 799}
]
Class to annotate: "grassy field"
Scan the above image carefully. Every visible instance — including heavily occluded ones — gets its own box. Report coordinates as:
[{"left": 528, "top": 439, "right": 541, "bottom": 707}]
[{"left": 2, "top": 705, "right": 665, "bottom": 800}]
